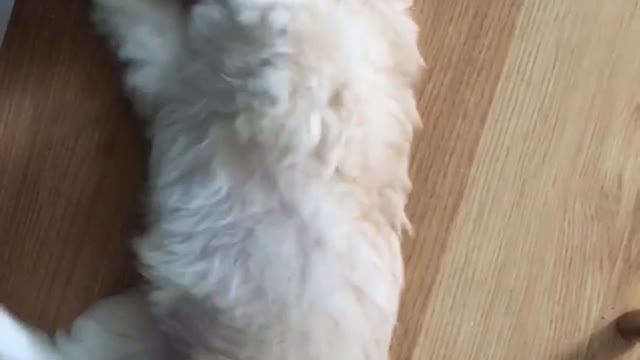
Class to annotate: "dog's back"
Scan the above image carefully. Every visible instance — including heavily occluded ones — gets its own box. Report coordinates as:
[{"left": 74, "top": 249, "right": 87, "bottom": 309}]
[{"left": 0, "top": 1, "right": 423, "bottom": 359}]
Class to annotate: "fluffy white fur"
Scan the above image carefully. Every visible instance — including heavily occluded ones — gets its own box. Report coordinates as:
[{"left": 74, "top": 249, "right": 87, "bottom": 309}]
[{"left": 0, "top": 0, "right": 423, "bottom": 359}]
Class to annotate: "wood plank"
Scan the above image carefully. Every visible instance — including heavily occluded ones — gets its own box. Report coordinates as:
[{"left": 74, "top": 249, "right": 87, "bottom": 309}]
[
  {"left": 413, "top": 0, "right": 640, "bottom": 358},
  {"left": 0, "top": 0, "right": 143, "bottom": 331},
  {"left": 392, "top": 1, "right": 525, "bottom": 358}
]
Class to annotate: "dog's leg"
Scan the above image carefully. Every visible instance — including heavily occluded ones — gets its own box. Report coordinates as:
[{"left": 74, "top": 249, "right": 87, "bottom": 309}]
[
  {"left": 0, "top": 291, "right": 168, "bottom": 360},
  {"left": 56, "top": 289, "right": 169, "bottom": 360},
  {"left": 91, "top": 0, "right": 186, "bottom": 112}
]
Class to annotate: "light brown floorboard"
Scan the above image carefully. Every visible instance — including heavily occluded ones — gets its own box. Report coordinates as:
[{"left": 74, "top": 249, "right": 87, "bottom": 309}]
[
  {"left": 411, "top": 0, "right": 640, "bottom": 359},
  {"left": 392, "top": 0, "right": 524, "bottom": 358}
]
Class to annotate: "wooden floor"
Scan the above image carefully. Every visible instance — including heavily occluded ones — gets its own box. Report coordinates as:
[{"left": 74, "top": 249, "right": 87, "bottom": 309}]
[{"left": 1, "top": 0, "right": 639, "bottom": 359}]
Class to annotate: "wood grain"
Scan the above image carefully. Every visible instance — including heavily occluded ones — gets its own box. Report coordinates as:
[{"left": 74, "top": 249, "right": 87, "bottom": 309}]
[
  {"left": 392, "top": 1, "right": 524, "bottom": 357},
  {"left": 1, "top": 0, "right": 640, "bottom": 359},
  {"left": 0, "top": 0, "right": 143, "bottom": 330},
  {"left": 407, "top": 0, "right": 640, "bottom": 359}
]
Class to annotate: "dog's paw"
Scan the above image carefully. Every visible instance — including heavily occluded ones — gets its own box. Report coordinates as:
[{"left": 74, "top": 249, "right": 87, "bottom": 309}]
[
  {"left": 91, "top": 0, "right": 177, "bottom": 35},
  {"left": 90, "top": 0, "right": 133, "bottom": 41},
  {"left": 90, "top": 0, "right": 184, "bottom": 62}
]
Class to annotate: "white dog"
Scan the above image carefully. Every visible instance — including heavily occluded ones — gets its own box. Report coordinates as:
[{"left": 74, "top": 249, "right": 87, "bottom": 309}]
[{"left": 0, "top": 0, "right": 423, "bottom": 359}]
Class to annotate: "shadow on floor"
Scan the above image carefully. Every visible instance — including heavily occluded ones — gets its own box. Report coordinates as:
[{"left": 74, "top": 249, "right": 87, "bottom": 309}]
[{"left": 559, "top": 321, "right": 637, "bottom": 360}]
